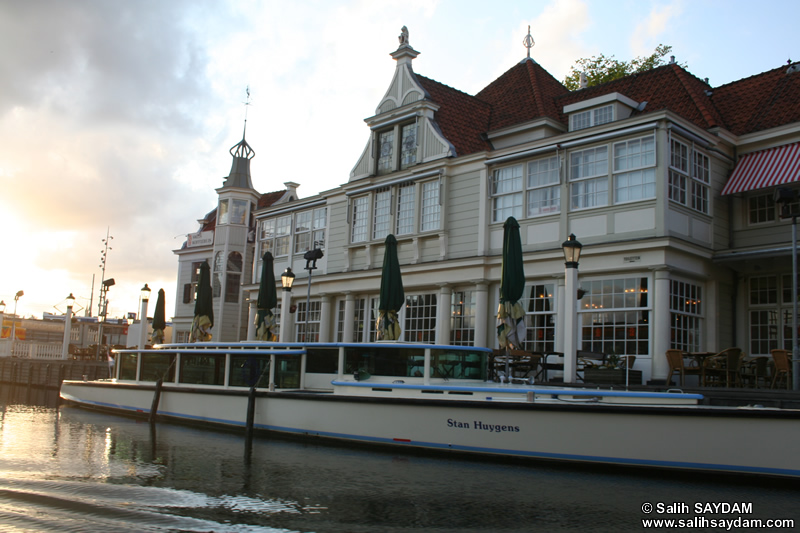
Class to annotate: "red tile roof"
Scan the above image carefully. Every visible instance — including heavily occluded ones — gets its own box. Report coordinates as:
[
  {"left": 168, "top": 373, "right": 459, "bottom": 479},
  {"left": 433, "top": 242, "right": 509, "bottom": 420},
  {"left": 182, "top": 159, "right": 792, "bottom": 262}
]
[
  {"left": 415, "top": 59, "right": 799, "bottom": 154},
  {"left": 415, "top": 75, "right": 492, "bottom": 156},
  {"left": 475, "top": 59, "right": 569, "bottom": 130},
  {"left": 554, "top": 63, "right": 723, "bottom": 131},
  {"left": 712, "top": 64, "right": 800, "bottom": 136},
  {"left": 258, "top": 190, "right": 286, "bottom": 209}
]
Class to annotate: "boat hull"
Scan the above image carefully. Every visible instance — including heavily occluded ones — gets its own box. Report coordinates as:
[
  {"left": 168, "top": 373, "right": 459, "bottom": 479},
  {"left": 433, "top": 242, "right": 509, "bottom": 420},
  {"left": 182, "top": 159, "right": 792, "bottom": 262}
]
[{"left": 60, "top": 380, "right": 800, "bottom": 478}]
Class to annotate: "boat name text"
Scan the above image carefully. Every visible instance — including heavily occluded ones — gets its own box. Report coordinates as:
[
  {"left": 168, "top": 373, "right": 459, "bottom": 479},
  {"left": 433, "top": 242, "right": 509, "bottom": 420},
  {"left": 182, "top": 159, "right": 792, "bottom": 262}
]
[{"left": 447, "top": 419, "right": 520, "bottom": 432}]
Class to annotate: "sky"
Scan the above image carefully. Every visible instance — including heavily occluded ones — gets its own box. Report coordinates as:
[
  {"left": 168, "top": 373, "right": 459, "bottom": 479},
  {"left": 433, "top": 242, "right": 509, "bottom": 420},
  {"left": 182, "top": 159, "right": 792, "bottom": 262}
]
[{"left": 1, "top": 0, "right": 798, "bottom": 321}]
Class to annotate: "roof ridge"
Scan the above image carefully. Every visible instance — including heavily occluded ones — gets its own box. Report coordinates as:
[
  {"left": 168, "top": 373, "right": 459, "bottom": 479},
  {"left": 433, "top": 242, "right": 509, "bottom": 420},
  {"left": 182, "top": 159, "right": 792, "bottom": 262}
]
[
  {"left": 524, "top": 60, "right": 546, "bottom": 117},
  {"left": 668, "top": 63, "right": 721, "bottom": 128}
]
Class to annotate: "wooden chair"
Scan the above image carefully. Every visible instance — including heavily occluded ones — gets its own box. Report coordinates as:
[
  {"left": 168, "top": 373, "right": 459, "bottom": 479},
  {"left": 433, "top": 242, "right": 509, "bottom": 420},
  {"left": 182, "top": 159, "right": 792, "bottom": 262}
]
[
  {"left": 702, "top": 348, "right": 743, "bottom": 387},
  {"left": 770, "top": 349, "right": 792, "bottom": 389},
  {"left": 665, "top": 349, "right": 701, "bottom": 386}
]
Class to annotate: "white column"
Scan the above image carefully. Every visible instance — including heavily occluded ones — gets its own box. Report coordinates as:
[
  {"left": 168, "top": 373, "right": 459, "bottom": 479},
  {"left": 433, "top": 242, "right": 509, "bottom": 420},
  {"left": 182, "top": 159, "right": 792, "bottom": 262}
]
[
  {"left": 474, "top": 282, "right": 489, "bottom": 348},
  {"left": 555, "top": 278, "right": 566, "bottom": 353},
  {"left": 246, "top": 297, "right": 257, "bottom": 340},
  {"left": 437, "top": 284, "right": 452, "bottom": 345},
  {"left": 280, "top": 290, "right": 294, "bottom": 342},
  {"left": 563, "top": 266, "right": 578, "bottom": 383},
  {"left": 139, "top": 299, "right": 150, "bottom": 349},
  {"left": 61, "top": 305, "right": 73, "bottom": 360},
  {"left": 319, "top": 294, "right": 332, "bottom": 342},
  {"left": 653, "top": 271, "right": 671, "bottom": 381},
  {"left": 343, "top": 292, "right": 355, "bottom": 342}
]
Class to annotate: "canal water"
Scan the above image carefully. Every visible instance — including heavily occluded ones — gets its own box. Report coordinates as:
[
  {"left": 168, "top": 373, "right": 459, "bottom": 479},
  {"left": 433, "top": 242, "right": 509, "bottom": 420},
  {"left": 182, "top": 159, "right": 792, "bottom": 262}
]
[{"left": 0, "top": 386, "right": 797, "bottom": 532}]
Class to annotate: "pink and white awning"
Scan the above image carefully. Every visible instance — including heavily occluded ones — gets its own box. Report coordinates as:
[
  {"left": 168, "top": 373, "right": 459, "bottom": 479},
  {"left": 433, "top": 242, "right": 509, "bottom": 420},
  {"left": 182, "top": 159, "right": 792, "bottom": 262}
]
[{"left": 721, "top": 142, "right": 800, "bottom": 195}]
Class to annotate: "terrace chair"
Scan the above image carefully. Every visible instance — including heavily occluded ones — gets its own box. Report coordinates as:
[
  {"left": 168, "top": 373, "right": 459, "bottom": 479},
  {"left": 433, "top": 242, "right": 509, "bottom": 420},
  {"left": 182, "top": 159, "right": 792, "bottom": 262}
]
[
  {"left": 770, "top": 349, "right": 792, "bottom": 389},
  {"left": 665, "top": 349, "right": 701, "bottom": 386},
  {"left": 702, "top": 348, "right": 743, "bottom": 387}
]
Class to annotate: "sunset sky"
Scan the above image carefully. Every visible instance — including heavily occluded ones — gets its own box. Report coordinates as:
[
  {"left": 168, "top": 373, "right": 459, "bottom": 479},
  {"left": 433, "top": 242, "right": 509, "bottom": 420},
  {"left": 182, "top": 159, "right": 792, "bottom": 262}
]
[{"left": 1, "top": 0, "right": 798, "bottom": 320}]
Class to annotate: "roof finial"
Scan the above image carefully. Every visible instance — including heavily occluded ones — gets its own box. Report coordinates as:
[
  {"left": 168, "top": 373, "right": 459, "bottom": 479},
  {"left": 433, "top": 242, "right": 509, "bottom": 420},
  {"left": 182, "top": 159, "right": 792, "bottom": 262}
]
[
  {"left": 523, "top": 25, "right": 535, "bottom": 59},
  {"left": 398, "top": 26, "right": 409, "bottom": 47},
  {"left": 242, "top": 86, "right": 251, "bottom": 139}
]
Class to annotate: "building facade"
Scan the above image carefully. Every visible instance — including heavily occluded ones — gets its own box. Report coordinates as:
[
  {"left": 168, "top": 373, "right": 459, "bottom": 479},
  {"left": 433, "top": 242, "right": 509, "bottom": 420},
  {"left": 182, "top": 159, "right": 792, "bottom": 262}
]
[{"left": 176, "top": 29, "right": 800, "bottom": 384}]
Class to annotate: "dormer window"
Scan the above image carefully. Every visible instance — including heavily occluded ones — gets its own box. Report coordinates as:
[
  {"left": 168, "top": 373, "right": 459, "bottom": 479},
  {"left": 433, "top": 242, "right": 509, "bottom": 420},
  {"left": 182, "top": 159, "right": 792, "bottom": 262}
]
[
  {"left": 570, "top": 105, "right": 614, "bottom": 131},
  {"left": 377, "top": 122, "right": 418, "bottom": 175}
]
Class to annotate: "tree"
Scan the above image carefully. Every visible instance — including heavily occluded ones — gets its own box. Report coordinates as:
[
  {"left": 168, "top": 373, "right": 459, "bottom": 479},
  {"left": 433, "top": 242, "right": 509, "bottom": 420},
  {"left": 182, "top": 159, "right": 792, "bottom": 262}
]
[{"left": 562, "top": 44, "right": 680, "bottom": 91}]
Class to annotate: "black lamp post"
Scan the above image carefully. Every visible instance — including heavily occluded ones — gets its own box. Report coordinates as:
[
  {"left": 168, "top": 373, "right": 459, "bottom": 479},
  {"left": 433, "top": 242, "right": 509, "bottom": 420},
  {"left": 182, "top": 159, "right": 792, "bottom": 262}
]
[
  {"left": 561, "top": 234, "right": 582, "bottom": 383},
  {"left": 302, "top": 248, "right": 324, "bottom": 342},
  {"left": 280, "top": 268, "right": 295, "bottom": 342}
]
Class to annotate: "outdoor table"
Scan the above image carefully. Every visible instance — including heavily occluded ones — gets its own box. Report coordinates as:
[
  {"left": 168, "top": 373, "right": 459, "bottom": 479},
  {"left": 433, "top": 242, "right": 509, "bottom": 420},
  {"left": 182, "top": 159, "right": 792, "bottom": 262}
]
[{"left": 539, "top": 351, "right": 564, "bottom": 382}]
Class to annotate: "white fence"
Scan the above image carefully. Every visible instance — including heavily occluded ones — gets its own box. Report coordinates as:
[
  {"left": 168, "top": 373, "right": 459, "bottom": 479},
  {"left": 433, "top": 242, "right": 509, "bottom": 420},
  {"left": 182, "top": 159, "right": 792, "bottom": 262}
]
[{"left": 0, "top": 341, "right": 64, "bottom": 359}]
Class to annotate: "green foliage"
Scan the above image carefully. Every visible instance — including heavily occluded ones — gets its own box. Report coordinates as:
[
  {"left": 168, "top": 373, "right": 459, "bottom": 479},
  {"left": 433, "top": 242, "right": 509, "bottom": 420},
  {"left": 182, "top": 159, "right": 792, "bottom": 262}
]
[{"left": 563, "top": 44, "right": 680, "bottom": 91}]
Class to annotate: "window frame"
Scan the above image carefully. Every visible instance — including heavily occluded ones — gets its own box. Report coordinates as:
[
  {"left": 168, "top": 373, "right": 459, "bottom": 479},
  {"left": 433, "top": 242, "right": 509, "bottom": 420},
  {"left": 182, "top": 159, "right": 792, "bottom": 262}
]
[
  {"left": 613, "top": 135, "right": 656, "bottom": 204},
  {"left": 569, "top": 104, "right": 614, "bottom": 132},
  {"left": 350, "top": 179, "right": 441, "bottom": 244},
  {"left": 376, "top": 121, "right": 418, "bottom": 175},
  {"left": 668, "top": 137, "right": 710, "bottom": 215},
  {"left": 570, "top": 145, "right": 609, "bottom": 211}
]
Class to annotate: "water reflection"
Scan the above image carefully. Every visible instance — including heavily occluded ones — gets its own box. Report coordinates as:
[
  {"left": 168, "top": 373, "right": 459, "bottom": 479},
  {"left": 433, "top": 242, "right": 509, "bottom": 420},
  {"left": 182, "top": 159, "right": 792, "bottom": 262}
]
[{"left": 0, "top": 386, "right": 798, "bottom": 532}]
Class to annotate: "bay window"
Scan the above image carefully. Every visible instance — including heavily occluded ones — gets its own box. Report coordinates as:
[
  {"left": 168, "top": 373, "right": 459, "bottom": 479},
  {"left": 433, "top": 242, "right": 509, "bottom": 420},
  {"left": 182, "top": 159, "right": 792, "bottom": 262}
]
[
  {"left": 350, "top": 179, "right": 440, "bottom": 243},
  {"left": 613, "top": 135, "right": 656, "bottom": 203},
  {"left": 570, "top": 146, "right": 608, "bottom": 209},
  {"left": 669, "top": 137, "right": 709, "bottom": 214}
]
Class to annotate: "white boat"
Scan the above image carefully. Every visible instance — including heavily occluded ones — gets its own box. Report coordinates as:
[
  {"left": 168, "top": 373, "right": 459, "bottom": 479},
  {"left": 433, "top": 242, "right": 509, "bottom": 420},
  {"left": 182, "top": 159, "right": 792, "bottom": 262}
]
[{"left": 60, "top": 342, "right": 800, "bottom": 478}]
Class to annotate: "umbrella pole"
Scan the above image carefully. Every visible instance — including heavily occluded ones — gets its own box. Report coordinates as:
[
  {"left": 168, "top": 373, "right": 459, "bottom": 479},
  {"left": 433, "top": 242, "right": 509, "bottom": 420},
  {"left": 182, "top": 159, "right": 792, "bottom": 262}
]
[{"left": 505, "top": 345, "right": 510, "bottom": 383}]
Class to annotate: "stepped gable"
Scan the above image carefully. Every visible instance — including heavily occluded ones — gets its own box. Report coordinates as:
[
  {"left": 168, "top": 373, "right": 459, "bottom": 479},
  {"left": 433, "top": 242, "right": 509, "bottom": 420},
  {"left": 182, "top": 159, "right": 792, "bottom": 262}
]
[
  {"left": 475, "top": 59, "right": 569, "bottom": 131},
  {"left": 713, "top": 63, "right": 800, "bottom": 136},
  {"left": 257, "top": 190, "right": 286, "bottom": 209},
  {"left": 415, "top": 75, "right": 492, "bottom": 156},
  {"left": 555, "top": 63, "right": 722, "bottom": 131}
]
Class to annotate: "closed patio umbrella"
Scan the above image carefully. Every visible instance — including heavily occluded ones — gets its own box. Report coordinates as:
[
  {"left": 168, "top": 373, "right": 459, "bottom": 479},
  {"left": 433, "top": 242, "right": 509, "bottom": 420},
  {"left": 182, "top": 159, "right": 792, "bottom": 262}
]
[
  {"left": 151, "top": 288, "right": 167, "bottom": 345},
  {"left": 377, "top": 234, "right": 404, "bottom": 341},
  {"left": 255, "top": 251, "right": 278, "bottom": 341},
  {"left": 191, "top": 261, "right": 214, "bottom": 342},
  {"left": 497, "top": 217, "right": 526, "bottom": 353}
]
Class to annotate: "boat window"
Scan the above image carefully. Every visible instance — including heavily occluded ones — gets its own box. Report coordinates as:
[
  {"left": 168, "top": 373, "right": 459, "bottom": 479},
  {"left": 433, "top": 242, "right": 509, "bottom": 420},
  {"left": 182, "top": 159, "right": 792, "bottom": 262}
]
[
  {"left": 306, "top": 348, "right": 338, "bottom": 373},
  {"left": 345, "top": 346, "right": 425, "bottom": 378},
  {"left": 180, "top": 354, "right": 225, "bottom": 386},
  {"left": 229, "top": 355, "right": 271, "bottom": 387},
  {"left": 118, "top": 353, "right": 138, "bottom": 380},
  {"left": 275, "top": 355, "right": 300, "bottom": 388},
  {"left": 431, "top": 350, "right": 487, "bottom": 380},
  {"left": 139, "top": 353, "right": 176, "bottom": 382}
]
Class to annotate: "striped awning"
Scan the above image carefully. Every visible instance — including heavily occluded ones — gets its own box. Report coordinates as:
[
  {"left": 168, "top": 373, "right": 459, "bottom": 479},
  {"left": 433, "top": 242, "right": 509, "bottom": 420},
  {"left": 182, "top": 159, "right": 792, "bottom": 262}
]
[{"left": 721, "top": 142, "right": 800, "bottom": 195}]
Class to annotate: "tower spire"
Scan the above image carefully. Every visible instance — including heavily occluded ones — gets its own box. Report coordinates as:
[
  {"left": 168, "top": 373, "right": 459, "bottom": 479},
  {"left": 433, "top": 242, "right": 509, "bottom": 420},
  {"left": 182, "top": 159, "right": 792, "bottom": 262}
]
[{"left": 242, "top": 86, "right": 250, "bottom": 140}]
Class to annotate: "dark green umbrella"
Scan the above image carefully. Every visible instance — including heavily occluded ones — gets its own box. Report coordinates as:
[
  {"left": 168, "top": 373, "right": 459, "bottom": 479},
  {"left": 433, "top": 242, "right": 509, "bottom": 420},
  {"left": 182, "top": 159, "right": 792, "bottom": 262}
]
[
  {"left": 191, "top": 261, "right": 214, "bottom": 342},
  {"left": 151, "top": 288, "right": 167, "bottom": 345},
  {"left": 377, "top": 234, "right": 404, "bottom": 340},
  {"left": 497, "top": 217, "right": 526, "bottom": 350},
  {"left": 255, "top": 252, "right": 278, "bottom": 341}
]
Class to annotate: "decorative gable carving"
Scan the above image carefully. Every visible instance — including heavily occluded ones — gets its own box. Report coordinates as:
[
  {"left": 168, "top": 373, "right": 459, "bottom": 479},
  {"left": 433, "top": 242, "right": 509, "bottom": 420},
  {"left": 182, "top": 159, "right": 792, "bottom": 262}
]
[{"left": 350, "top": 29, "right": 456, "bottom": 181}]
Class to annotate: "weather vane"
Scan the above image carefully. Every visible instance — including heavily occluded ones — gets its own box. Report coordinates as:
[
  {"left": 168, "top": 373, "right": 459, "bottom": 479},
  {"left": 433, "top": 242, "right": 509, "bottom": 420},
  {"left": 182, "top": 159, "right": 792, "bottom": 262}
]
[
  {"left": 242, "top": 86, "right": 251, "bottom": 138},
  {"left": 523, "top": 25, "right": 535, "bottom": 58}
]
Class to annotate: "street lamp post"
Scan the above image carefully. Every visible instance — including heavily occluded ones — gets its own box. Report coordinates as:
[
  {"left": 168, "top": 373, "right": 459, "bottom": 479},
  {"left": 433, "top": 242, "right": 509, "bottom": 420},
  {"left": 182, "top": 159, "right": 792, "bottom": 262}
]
[
  {"left": 303, "top": 247, "right": 324, "bottom": 342},
  {"left": 775, "top": 187, "right": 799, "bottom": 391},
  {"left": 61, "top": 293, "right": 76, "bottom": 360},
  {"left": 280, "top": 268, "right": 295, "bottom": 342},
  {"left": 139, "top": 284, "right": 151, "bottom": 350},
  {"left": 10, "top": 290, "right": 23, "bottom": 357},
  {"left": 562, "top": 234, "right": 582, "bottom": 383}
]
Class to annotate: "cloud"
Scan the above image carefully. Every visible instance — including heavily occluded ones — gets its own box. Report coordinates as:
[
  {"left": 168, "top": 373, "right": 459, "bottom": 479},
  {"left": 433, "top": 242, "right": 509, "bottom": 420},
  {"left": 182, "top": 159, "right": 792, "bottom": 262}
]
[{"left": 630, "top": 1, "right": 684, "bottom": 56}]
